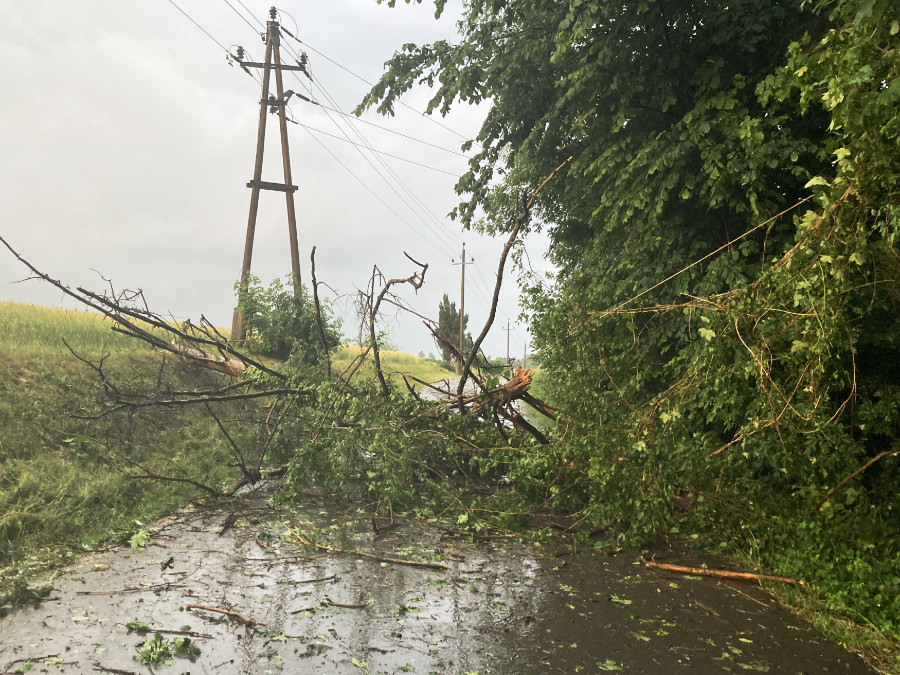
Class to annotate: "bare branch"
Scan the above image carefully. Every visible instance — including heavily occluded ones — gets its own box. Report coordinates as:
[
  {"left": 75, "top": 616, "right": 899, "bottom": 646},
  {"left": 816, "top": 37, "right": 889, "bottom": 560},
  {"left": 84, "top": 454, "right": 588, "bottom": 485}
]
[
  {"left": 310, "top": 246, "right": 332, "bottom": 378},
  {"left": 75, "top": 388, "right": 313, "bottom": 419},
  {"left": 130, "top": 473, "right": 221, "bottom": 498},
  {"left": 368, "top": 255, "right": 429, "bottom": 397},
  {"left": 456, "top": 156, "right": 573, "bottom": 401}
]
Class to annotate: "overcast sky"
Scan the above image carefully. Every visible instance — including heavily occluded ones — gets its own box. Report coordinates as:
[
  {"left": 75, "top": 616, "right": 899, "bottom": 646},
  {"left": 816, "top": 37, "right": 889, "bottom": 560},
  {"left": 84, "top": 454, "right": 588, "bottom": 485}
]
[{"left": 0, "top": 0, "right": 550, "bottom": 359}]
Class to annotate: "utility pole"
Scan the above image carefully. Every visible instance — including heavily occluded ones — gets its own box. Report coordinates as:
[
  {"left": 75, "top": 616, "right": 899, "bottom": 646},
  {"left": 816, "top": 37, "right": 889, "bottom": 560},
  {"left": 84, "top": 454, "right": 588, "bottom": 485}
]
[
  {"left": 231, "top": 6, "right": 306, "bottom": 342},
  {"left": 452, "top": 244, "right": 473, "bottom": 374},
  {"left": 503, "top": 320, "right": 512, "bottom": 370},
  {"left": 523, "top": 331, "right": 528, "bottom": 370}
]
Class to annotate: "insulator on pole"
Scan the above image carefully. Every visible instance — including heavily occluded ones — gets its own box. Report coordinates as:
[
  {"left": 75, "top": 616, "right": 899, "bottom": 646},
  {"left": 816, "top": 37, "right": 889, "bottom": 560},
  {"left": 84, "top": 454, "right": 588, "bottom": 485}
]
[{"left": 269, "top": 6, "right": 277, "bottom": 20}]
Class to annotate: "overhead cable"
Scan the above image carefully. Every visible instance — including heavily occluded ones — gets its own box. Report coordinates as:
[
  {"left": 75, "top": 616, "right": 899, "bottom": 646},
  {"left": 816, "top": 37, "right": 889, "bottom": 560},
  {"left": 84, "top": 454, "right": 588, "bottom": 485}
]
[
  {"left": 286, "top": 53, "right": 461, "bottom": 256},
  {"left": 166, "top": 0, "right": 231, "bottom": 52},
  {"left": 279, "top": 27, "right": 477, "bottom": 145},
  {"left": 166, "top": 0, "right": 264, "bottom": 87},
  {"left": 295, "top": 123, "right": 461, "bottom": 176},
  {"left": 309, "top": 75, "right": 462, "bottom": 256},
  {"left": 303, "top": 102, "right": 470, "bottom": 158},
  {"left": 221, "top": 0, "right": 262, "bottom": 34},
  {"left": 298, "top": 126, "right": 456, "bottom": 259}
]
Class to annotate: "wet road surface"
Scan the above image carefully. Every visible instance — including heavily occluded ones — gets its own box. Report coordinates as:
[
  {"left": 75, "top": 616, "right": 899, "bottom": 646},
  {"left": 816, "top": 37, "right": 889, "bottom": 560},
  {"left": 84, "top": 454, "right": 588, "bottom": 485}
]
[{"left": 0, "top": 489, "right": 872, "bottom": 674}]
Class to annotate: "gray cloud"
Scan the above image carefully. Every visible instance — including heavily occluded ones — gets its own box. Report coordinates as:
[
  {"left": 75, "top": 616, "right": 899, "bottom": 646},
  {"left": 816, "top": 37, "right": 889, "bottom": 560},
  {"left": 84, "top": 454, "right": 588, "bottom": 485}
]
[{"left": 0, "top": 0, "right": 549, "bottom": 359}]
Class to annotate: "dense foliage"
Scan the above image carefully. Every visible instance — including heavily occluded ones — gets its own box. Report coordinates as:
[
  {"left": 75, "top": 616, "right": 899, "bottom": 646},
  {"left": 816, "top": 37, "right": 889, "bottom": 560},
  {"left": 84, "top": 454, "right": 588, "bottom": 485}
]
[{"left": 364, "top": 0, "right": 900, "bottom": 636}]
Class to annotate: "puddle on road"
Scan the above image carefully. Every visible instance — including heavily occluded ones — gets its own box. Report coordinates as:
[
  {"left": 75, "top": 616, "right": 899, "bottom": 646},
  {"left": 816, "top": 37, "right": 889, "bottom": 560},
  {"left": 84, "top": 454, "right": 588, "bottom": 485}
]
[{"left": 0, "top": 489, "right": 873, "bottom": 674}]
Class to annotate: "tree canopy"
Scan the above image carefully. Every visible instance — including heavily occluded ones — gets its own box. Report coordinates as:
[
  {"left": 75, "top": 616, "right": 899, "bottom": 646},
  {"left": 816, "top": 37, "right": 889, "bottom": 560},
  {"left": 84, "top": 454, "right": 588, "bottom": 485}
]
[{"left": 364, "top": 0, "right": 900, "bottom": 636}]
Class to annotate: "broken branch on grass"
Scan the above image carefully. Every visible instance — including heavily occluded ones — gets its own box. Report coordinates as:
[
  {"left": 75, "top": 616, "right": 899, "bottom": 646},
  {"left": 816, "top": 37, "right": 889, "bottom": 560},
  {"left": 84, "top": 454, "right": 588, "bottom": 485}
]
[
  {"left": 185, "top": 604, "right": 265, "bottom": 627},
  {"left": 75, "top": 387, "right": 313, "bottom": 419},
  {"left": 120, "top": 624, "right": 214, "bottom": 639},
  {"left": 205, "top": 404, "right": 258, "bottom": 487},
  {"left": 811, "top": 449, "right": 899, "bottom": 514},
  {"left": 77, "top": 583, "right": 186, "bottom": 595},
  {"left": 61, "top": 339, "right": 120, "bottom": 396},
  {"left": 640, "top": 556, "right": 803, "bottom": 585},
  {"left": 0, "top": 235, "right": 285, "bottom": 380},
  {"left": 129, "top": 473, "right": 221, "bottom": 498},
  {"left": 283, "top": 521, "right": 448, "bottom": 570},
  {"left": 321, "top": 600, "right": 368, "bottom": 609}
]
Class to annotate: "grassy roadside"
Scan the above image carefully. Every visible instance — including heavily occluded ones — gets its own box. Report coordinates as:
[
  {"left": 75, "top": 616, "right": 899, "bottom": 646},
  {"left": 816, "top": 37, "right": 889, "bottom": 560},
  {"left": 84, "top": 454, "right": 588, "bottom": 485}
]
[
  {"left": 0, "top": 304, "right": 455, "bottom": 609},
  {"left": 331, "top": 344, "right": 455, "bottom": 386},
  {"left": 0, "top": 302, "right": 239, "bottom": 608}
]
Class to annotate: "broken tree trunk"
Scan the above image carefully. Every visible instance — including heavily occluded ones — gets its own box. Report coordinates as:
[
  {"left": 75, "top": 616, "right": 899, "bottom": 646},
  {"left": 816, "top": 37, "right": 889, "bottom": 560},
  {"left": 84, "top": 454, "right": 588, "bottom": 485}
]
[
  {"left": 470, "top": 367, "right": 533, "bottom": 416},
  {"left": 169, "top": 341, "right": 245, "bottom": 376}
]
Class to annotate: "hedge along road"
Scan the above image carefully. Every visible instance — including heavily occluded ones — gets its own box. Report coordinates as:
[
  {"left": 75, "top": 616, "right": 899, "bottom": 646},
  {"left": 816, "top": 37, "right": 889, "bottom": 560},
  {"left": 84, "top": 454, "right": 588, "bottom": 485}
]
[{"left": 0, "top": 487, "right": 872, "bottom": 674}]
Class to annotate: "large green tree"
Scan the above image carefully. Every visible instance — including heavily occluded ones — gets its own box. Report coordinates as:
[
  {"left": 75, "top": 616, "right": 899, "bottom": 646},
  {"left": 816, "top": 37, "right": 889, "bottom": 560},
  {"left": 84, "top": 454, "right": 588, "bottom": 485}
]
[{"left": 365, "top": 0, "right": 900, "bottom": 634}]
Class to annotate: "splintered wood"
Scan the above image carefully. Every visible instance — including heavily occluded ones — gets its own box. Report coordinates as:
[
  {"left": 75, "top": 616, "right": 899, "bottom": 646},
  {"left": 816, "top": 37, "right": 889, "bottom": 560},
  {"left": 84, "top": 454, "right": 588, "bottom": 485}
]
[{"left": 470, "top": 367, "right": 533, "bottom": 416}]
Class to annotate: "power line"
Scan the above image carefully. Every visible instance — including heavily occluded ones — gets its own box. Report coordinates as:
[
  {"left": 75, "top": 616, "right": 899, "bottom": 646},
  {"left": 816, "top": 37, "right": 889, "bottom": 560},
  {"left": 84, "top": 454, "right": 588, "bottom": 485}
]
[
  {"left": 294, "top": 122, "right": 461, "bottom": 176},
  {"left": 166, "top": 0, "right": 265, "bottom": 87},
  {"left": 300, "top": 101, "right": 471, "bottom": 157},
  {"left": 166, "top": 0, "right": 230, "bottom": 53},
  {"left": 298, "top": 125, "right": 456, "bottom": 259},
  {"left": 169, "top": 3, "right": 465, "bottom": 260},
  {"left": 268, "top": 14, "right": 470, "bottom": 156},
  {"left": 236, "top": 0, "right": 266, "bottom": 27},
  {"left": 299, "top": 59, "right": 463, "bottom": 238},
  {"left": 288, "top": 53, "right": 462, "bottom": 257},
  {"left": 308, "top": 73, "right": 462, "bottom": 255},
  {"left": 471, "top": 265, "right": 514, "bottom": 322},
  {"left": 279, "top": 28, "right": 478, "bottom": 145},
  {"left": 221, "top": 0, "right": 263, "bottom": 34},
  {"left": 226, "top": 8, "right": 467, "bottom": 257}
]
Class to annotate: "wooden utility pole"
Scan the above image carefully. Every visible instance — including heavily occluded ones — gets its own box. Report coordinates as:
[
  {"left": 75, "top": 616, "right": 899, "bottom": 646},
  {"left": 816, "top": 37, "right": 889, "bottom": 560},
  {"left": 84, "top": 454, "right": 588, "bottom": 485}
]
[
  {"left": 452, "top": 244, "right": 473, "bottom": 374},
  {"left": 503, "top": 320, "right": 512, "bottom": 368},
  {"left": 231, "top": 6, "right": 306, "bottom": 342},
  {"left": 523, "top": 331, "right": 528, "bottom": 370}
]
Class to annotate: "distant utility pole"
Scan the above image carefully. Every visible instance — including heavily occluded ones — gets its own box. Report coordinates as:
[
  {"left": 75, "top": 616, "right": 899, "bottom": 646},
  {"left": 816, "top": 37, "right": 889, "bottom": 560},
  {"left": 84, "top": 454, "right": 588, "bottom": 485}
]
[
  {"left": 452, "top": 244, "right": 473, "bottom": 374},
  {"left": 503, "top": 320, "right": 512, "bottom": 369},
  {"left": 231, "top": 6, "right": 307, "bottom": 342}
]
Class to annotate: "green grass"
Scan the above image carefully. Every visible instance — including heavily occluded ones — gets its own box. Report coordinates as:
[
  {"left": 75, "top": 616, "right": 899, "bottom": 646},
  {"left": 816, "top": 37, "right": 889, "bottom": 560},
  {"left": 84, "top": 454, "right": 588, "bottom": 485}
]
[
  {"left": 0, "top": 302, "right": 239, "bottom": 605},
  {"left": 331, "top": 344, "right": 455, "bottom": 386},
  {"left": 0, "top": 305, "right": 454, "bottom": 605}
]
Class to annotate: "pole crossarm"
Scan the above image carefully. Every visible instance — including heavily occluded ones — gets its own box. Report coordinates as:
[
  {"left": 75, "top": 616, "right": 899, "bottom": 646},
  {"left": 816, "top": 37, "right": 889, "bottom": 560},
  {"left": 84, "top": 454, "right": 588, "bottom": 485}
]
[
  {"left": 238, "top": 61, "right": 307, "bottom": 72},
  {"left": 246, "top": 180, "right": 298, "bottom": 193}
]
